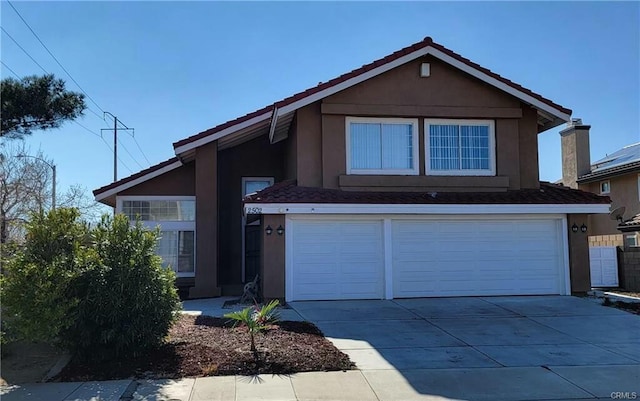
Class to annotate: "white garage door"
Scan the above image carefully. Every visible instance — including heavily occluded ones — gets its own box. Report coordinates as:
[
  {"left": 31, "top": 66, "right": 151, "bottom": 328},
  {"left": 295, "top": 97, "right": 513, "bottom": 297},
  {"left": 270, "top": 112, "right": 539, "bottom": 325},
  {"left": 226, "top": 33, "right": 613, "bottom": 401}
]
[
  {"left": 288, "top": 219, "right": 384, "bottom": 301},
  {"left": 392, "top": 219, "right": 563, "bottom": 297}
]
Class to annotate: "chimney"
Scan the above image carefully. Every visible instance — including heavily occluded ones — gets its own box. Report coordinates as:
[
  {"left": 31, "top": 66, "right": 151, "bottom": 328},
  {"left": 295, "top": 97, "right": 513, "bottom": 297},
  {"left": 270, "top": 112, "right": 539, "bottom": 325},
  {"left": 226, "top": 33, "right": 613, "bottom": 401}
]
[{"left": 560, "top": 118, "right": 591, "bottom": 189}]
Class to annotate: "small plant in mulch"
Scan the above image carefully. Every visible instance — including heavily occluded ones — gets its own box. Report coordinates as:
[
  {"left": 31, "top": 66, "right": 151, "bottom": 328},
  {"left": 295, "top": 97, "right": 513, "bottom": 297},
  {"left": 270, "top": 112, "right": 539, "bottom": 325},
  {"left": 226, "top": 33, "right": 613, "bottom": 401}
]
[{"left": 224, "top": 300, "right": 281, "bottom": 368}]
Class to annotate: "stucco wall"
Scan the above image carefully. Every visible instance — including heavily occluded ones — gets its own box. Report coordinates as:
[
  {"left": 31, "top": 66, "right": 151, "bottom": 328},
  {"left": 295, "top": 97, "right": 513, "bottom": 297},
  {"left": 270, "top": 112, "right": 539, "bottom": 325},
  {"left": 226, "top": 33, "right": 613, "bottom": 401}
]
[
  {"left": 581, "top": 172, "right": 638, "bottom": 235},
  {"left": 190, "top": 141, "right": 221, "bottom": 298},
  {"left": 217, "top": 135, "right": 286, "bottom": 289},
  {"left": 119, "top": 163, "right": 195, "bottom": 196},
  {"left": 261, "top": 214, "right": 286, "bottom": 300},
  {"left": 291, "top": 55, "right": 541, "bottom": 192},
  {"left": 568, "top": 213, "right": 591, "bottom": 293}
]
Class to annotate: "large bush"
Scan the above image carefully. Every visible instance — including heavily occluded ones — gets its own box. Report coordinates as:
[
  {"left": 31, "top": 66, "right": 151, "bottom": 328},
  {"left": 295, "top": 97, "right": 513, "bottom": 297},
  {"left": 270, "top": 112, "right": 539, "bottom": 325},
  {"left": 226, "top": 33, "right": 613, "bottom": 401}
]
[
  {"left": 1, "top": 209, "right": 181, "bottom": 361},
  {"left": 1, "top": 208, "right": 91, "bottom": 343},
  {"left": 64, "top": 214, "right": 180, "bottom": 359}
]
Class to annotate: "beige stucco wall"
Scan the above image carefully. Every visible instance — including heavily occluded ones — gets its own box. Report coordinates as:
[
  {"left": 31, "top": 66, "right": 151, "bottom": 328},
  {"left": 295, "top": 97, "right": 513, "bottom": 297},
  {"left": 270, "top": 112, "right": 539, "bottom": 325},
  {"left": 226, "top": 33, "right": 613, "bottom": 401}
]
[{"left": 580, "top": 172, "right": 638, "bottom": 235}]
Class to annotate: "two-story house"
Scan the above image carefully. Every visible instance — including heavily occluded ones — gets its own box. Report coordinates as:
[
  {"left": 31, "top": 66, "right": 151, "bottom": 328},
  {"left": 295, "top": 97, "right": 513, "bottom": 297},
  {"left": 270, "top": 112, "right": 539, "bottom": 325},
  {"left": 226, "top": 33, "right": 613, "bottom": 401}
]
[
  {"left": 94, "top": 37, "right": 610, "bottom": 301},
  {"left": 561, "top": 129, "right": 640, "bottom": 245}
]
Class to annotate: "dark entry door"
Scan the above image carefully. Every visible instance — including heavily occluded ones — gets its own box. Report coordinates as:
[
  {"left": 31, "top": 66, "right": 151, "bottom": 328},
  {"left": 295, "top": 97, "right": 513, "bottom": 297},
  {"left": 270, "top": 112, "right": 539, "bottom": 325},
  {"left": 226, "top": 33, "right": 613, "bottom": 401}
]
[{"left": 244, "top": 224, "right": 261, "bottom": 283}]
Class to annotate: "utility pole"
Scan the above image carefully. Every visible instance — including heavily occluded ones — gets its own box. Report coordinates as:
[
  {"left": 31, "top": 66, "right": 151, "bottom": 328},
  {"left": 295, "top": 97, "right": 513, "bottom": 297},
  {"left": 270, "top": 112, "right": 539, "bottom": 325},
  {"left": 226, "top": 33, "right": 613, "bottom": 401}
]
[{"left": 102, "top": 112, "right": 133, "bottom": 182}]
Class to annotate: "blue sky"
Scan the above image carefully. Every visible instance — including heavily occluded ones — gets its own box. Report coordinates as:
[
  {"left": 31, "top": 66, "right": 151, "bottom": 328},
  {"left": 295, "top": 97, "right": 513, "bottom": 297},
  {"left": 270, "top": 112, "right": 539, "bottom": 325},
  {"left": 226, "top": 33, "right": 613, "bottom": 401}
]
[{"left": 1, "top": 1, "right": 639, "bottom": 198}]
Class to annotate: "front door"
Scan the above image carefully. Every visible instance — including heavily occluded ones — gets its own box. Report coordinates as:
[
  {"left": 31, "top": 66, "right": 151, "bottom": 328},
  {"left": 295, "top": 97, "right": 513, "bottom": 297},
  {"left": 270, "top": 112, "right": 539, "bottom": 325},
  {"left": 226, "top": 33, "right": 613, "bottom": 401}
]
[{"left": 244, "top": 224, "right": 261, "bottom": 283}]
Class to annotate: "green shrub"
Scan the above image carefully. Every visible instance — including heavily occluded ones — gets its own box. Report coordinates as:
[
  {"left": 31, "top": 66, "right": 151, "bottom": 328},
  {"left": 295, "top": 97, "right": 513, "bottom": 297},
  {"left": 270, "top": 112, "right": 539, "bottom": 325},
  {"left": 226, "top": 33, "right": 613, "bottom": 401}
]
[
  {"left": 1, "top": 209, "right": 181, "bottom": 361},
  {"left": 62, "top": 214, "right": 181, "bottom": 360},
  {"left": 1, "top": 208, "right": 91, "bottom": 344}
]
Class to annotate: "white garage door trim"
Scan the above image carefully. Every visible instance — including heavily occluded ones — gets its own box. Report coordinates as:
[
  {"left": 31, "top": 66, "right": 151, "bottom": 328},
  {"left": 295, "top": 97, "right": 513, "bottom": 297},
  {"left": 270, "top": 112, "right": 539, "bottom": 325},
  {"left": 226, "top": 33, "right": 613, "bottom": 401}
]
[{"left": 286, "top": 214, "right": 570, "bottom": 301}]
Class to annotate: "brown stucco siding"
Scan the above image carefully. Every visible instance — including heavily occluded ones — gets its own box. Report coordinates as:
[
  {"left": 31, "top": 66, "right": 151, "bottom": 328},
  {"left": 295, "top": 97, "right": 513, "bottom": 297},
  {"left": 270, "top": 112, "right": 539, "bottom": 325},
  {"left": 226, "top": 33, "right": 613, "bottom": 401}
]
[
  {"left": 261, "top": 214, "right": 285, "bottom": 300},
  {"left": 321, "top": 114, "right": 345, "bottom": 189},
  {"left": 518, "top": 106, "right": 540, "bottom": 189},
  {"left": 295, "top": 103, "right": 323, "bottom": 187},
  {"left": 119, "top": 163, "right": 195, "bottom": 196},
  {"left": 324, "top": 56, "right": 520, "bottom": 108},
  {"left": 496, "top": 119, "right": 521, "bottom": 190},
  {"left": 581, "top": 172, "right": 638, "bottom": 235},
  {"left": 289, "top": 55, "right": 540, "bottom": 192},
  {"left": 190, "top": 141, "right": 220, "bottom": 298},
  {"left": 338, "top": 175, "right": 509, "bottom": 192},
  {"left": 217, "top": 135, "right": 286, "bottom": 288},
  {"left": 568, "top": 213, "right": 591, "bottom": 293}
]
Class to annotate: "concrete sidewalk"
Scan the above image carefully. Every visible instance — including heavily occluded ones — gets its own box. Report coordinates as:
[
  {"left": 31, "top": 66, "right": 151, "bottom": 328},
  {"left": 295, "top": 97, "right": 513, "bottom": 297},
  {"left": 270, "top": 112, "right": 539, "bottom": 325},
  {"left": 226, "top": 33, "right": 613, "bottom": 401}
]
[{"left": 2, "top": 366, "right": 638, "bottom": 401}]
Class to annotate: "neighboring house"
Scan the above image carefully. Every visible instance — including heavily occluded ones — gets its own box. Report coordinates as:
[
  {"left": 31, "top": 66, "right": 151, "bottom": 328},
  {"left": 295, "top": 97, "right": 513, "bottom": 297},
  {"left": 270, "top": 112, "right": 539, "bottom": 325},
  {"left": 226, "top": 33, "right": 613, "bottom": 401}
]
[
  {"left": 561, "top": 132, "right": 640, "bottom": 290},
  {"left": 93, "top": 37, "right": 610, "bottom": 301},
  {"left": 561, "top": 133, "right": 640, "bottom": 245}
]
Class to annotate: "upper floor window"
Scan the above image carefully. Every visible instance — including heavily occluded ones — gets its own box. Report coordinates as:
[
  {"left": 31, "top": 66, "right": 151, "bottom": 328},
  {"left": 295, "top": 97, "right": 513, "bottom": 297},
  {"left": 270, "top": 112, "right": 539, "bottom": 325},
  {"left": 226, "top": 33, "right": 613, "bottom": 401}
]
[
  {"left": 242, "top": 177, "right": 274, "bottom": 196},
  {"left": 600, "top": 180, "right": 610, "bottom": 194},
  {"left": 425, "top": 119, "right": 496, "bottom": 176},
  {"left": 346, "top": 117, "right": 419, "bottom": 175}
]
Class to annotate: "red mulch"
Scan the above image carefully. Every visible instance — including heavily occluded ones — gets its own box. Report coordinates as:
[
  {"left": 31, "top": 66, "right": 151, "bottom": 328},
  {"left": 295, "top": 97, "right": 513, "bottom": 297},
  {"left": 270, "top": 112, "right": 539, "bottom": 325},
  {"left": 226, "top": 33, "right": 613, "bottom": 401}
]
[{"left": 54, "top": 315, "right": 355, "bottom": 381}]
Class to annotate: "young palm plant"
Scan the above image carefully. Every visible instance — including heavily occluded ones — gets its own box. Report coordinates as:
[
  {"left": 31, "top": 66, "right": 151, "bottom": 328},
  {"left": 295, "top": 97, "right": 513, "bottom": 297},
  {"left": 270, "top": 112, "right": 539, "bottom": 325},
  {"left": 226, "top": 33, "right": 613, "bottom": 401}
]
[{"left": 224, "top": 300, "right": 280, "bottom": 356}]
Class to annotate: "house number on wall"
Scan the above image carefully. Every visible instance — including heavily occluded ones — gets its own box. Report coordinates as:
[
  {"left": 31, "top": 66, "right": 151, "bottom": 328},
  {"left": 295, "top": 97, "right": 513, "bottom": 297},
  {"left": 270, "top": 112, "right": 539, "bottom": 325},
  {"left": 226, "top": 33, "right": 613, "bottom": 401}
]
[{"left": 246, "top": 207, "right": 262, "bottom": 214}]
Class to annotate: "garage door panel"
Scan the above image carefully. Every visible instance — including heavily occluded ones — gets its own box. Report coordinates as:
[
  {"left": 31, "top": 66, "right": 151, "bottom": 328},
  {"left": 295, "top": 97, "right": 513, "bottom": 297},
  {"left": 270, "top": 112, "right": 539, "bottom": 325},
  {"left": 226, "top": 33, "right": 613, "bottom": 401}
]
[
  {"left": 392, "top": 219, "right": 563, "bottom": 298},
  {"left": 290, "top": 219, "right": 384, "bottom": 301}
]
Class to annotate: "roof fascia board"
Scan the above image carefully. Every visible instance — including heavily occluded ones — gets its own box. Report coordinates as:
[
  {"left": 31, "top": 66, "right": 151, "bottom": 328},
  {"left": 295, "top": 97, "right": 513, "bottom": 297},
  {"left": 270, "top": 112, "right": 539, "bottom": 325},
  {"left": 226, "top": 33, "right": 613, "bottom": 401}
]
[
  {"left": 428, "top": 48, "right": 571, "bottom": 122},
  {"left": 174, "top": 111, "right": 273, "bottom": 155},
  {"left": 244, "top": 203, "right": 610, "bottom": 215},
  {"left": 94, "top": 160, "right": 183, "bottom": 202},
  {"left": 277, "top": 48, "right": 431, "bottom": 115},
  {"left": 175, "top": 44, "right": 571, "bottom": 154},
  {"left": 577, "top": 163, "right": 640, "bottom": 183},
  {"left": 268, "top": 106, "right": 279, "bottom": 143}
]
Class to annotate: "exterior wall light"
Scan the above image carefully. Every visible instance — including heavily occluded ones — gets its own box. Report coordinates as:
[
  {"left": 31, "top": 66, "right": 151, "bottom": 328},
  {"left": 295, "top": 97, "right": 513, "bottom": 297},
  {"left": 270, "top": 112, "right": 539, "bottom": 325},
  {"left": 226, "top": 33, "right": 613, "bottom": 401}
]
[
  {"left": 571, "top": 223, "right": 579, "bottom": 233},
  {"left": 276, "top": 225, "right": 284, "bottom": 236},
  {"left": 580, "top": 224, "right": 588, "bottom": 233},
  {"left": 265, "top": 225, "right": 273, "bottom": 235}
]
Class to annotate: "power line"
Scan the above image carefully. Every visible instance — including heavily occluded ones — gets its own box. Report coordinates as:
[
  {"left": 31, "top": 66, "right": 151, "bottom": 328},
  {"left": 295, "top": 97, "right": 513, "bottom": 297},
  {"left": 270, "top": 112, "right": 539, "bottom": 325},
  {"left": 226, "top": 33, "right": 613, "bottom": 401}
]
[
  {"left": 73, "top": 120, "right": 102, "bottom": 137},
  {"left": 130, "top": 135, "right": 152, "bottom": 165},
  {"left": 99, "top": 136, "right": 132, "bottom": 174},
  {"left": 6, "top": 0, "right": 105, "bottom": 113},
  {"left": 1, "top": 27, "right": 48, "bottom": 74},
  {"left": 0, "top": 60, "right": 21, "bottom": 79},
  {"left": 1, "top": 26, "right": 107, "bottom": 126},
  {"left": 120, "top": 141, "right": 144, "bottom": 170}
]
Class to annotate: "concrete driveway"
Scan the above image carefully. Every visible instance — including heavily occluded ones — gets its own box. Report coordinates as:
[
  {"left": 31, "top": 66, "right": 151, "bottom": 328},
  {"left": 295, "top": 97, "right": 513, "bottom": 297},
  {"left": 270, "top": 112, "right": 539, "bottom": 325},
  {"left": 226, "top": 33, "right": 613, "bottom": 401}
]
[{"left": 290, "top": 296, "right": 640, "bottom": 401}]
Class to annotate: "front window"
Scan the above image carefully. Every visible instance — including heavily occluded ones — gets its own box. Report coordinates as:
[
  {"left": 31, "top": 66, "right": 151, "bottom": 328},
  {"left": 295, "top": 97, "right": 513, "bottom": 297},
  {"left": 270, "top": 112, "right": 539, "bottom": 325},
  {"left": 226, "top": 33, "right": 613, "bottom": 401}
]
[
  {"left": 425, "top": 119, "right": 496, "bottom": 176},
  {"left": 243, "top": 178, "right": 274, "bottom": 196},
  {"left": 600, "top": 180, "right": 611, "bottom": 194},
  {"left": 346, "top": 117, "right": 419, "bottom": 175},
  {"left": 119, "top": 197, "right": 196, "bottom": 277}
]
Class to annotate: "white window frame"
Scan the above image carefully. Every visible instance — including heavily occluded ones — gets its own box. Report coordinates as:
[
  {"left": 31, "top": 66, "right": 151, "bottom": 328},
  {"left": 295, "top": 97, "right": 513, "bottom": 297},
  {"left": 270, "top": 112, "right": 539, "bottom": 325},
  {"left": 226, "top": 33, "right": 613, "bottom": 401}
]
[
  {"left": 116, "top": 195, "right": 196, "bottom": 277},
  {"left": 424, "top": 119, "right": 496, "bottom": 176},
  {"left": 345, "top": 117, "right": 419, "bottom": 176},
  {"left": 242, "top": 177, "right": 275, "bottom": 196},
  {"left": 600, "top": 180, "right": 611, "bottom": 195},
  {"left": 241, "top": 177, "right": 273, "bottom": 283}
]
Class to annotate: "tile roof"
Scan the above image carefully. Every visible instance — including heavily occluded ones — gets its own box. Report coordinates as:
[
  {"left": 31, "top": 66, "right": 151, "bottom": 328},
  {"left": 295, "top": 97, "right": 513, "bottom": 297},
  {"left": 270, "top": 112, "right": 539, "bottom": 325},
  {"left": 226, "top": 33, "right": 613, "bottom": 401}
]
[
  {"left": 619, "top": 213, "right": 640, "bottom": 231},
  {"left": 93, "top": 156, "right": 180, "bottom": 197},
  {"left": 244, "top": 180, "right": 610, "bottom": 205},
  {"left": 173, "top": 36, "right": 571, "bottom": 150}
]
